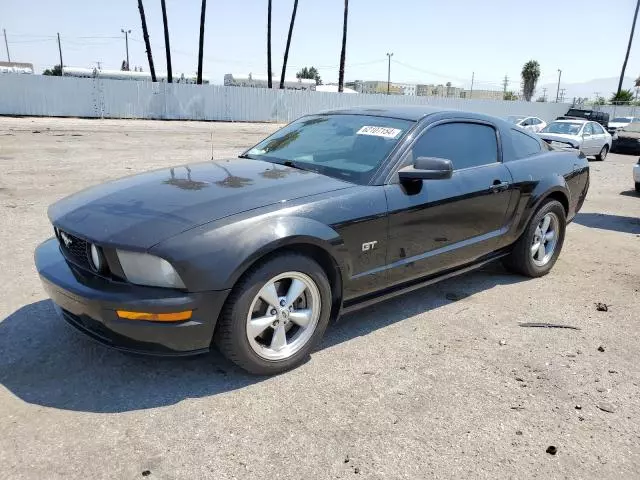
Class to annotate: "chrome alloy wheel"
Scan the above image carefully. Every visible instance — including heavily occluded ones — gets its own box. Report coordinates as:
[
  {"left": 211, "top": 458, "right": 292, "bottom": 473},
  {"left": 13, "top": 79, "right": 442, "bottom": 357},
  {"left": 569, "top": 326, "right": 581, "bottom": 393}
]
[
  {"left": 531, "top": 212, "right": 559, "bottom": 267},
  {"left": 246, "top": 271, "right": 321, "bottom": 360}
]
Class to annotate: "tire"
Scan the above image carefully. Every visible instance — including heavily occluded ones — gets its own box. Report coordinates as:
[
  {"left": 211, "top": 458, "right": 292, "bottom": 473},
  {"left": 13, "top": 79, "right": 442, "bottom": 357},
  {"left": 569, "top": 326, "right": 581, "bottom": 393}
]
[
  {"left": 596, "top": 144, "right": 609, "bottom": 161},
  {"left": 214, "top": 253, "right": 332, "bottom": 375},
  {"left": 502, "top": 200, "right": 566, "bottom": 278},
  {"left": 635, "top": 182, "right": 640, "bottom": 193}
]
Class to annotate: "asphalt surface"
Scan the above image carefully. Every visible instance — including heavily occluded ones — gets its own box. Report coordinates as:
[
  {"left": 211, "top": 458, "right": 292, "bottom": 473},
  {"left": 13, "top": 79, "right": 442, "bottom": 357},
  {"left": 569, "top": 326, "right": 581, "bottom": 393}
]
[{"left": 1, "top": 117, "right": 639, "bottom": 479}]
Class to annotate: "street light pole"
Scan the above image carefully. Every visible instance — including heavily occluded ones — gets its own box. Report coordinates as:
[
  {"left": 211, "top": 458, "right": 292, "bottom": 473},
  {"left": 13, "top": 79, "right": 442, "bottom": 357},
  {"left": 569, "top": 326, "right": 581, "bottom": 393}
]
[
  {"left": 121, "top": 28, "right": 131, "bottom": 70},
  {"left": 3, "top": 29, "right": 10, "bottom": 62},
  {"left": 555, "top": 69, "right": 562, "bottom": 102},
  {"left": 386, "top": 52, "right": 393, "bottom": 95}
]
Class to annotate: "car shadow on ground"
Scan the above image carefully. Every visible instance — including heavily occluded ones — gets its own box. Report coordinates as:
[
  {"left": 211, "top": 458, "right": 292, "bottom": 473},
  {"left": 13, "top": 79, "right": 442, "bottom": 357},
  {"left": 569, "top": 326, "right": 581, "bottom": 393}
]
[
  {"left": 573, "top": 212, "right": 640, "bottom": 234},
  {"left": 0, "top": 263, "right": 523, "bottom": 413},
  {"left": 620, "top": 189, "right": 639, "bottom": 198}
]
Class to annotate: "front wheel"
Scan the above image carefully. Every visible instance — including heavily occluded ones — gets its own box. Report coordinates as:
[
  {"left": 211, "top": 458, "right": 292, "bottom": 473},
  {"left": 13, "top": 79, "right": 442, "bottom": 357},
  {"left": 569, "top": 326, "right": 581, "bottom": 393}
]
[
  {"left": 503, "top": 200, "right": 566, "bottom": 277},
  {"left": 635, "top": 182, "right": 640, "bottom": 193},
  {"left": 596, "top": 145, "right": 609, "bottom": 161},
  {"left": 214, "top": 253, "right": 332, "bottom": 375}
]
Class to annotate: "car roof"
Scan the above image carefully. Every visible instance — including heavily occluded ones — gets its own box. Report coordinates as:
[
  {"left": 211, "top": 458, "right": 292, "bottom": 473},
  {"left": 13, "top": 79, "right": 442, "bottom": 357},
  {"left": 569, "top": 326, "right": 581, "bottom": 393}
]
[{"left": 317, "top": 105, "right": 450, "bottom": 121}]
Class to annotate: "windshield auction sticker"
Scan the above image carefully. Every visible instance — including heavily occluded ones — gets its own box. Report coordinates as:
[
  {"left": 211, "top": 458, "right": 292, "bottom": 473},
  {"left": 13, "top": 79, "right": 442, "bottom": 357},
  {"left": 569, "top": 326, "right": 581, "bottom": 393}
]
[{"left": 356, "top": 126, "right": 402, "bottom": 139}]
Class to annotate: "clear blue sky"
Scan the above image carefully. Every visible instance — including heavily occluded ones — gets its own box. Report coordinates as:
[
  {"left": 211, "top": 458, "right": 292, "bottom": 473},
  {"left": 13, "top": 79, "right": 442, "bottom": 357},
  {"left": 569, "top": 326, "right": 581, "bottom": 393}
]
[{"left": 3, "top": 0, "right": 640, "bottom": 90}]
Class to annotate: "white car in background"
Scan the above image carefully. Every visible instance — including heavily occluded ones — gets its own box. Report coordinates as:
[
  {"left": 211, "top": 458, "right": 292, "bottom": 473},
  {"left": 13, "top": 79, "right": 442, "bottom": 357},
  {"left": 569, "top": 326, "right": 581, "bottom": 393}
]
[
  {"left": 506, "top": 115, "right": 547, "bottom": 132},
  {"left": 607, "top": 116, "right": 638, "bottom": 135},
  {"left": 538, "top": 119, "right": 612, "bottom": 160}
]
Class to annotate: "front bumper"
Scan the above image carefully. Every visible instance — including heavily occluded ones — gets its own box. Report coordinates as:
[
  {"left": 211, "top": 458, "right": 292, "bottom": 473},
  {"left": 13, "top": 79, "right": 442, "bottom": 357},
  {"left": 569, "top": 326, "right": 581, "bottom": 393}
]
[{"left": 35, "top": 238, "right": 230, "bottom": 356}]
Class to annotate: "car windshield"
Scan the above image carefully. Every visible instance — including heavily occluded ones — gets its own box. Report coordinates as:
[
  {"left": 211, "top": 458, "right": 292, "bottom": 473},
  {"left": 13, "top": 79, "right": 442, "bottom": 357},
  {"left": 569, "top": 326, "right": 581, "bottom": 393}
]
[
  {"left": 541, "top": 122, "right": 583, "bottom": 135},
  {"left": 612, "top": 117, "right": 633, "bottom": 123},
  {"left": 507, "top": 116, "right": 525, "bottom": 124},
  {"left": 621, "top": 122, "right": 640, "bottom": 132},
  {"left": 244, "top": 114, "right": 414, "bottom": 184}
]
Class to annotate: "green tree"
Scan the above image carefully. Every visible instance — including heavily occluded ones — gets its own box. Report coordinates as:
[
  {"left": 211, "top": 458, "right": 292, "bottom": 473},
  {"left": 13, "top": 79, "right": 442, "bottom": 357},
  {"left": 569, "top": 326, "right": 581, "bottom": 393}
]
[
  {"left": 610, "top": 89, "right": 634, "bottom": 104},
  {"left": 594, "top": 96, "right": 607, "bottom": 105},
  {"left": 43, "top": 65, "right": 62, "bottom": 76},
  {"left": 503, "top": 91, "right": 517, "bottom": 101},
  {"left": 296, "top": 66, "right": 322, "bottom": 85},
  {"left": 521, "top": 60, "right": 541, "bottom": 102}
]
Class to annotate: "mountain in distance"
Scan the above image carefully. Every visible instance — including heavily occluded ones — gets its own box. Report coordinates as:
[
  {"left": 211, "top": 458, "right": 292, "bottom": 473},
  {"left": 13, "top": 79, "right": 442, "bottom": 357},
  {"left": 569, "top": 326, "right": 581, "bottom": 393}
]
[{"left": 539, "top": 76, "right": 637, "bottom": 101}]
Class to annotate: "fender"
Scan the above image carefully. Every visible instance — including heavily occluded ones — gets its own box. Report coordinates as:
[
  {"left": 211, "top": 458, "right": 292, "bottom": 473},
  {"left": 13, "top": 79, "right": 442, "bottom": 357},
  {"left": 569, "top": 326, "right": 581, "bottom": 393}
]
[
  {"left": 152, "top": 215, "right": 350, "bottom": 292},
  {"left": 505, "top": 173, "right": 570, "bottom": 245}
]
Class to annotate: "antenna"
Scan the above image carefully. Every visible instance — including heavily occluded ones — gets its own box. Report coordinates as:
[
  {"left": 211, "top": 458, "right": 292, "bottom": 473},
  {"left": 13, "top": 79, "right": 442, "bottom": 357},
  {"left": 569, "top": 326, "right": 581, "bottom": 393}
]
[{"left": 210, "top": 131, "right": 214, "bottom": 160}]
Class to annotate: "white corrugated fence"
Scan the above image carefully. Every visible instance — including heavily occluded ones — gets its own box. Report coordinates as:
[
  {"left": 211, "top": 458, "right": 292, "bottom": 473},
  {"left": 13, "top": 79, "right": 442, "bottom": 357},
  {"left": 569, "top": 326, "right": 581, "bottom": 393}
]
[{"left": 0, "top": 74, "right": 570, "bottom": 123}]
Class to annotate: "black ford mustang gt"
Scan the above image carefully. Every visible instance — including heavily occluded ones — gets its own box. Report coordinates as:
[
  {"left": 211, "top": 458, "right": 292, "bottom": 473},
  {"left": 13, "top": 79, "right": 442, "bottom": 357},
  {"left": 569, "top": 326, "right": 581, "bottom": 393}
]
[{"left": 35, "top": 106, "right": 590, "bottom": 374}]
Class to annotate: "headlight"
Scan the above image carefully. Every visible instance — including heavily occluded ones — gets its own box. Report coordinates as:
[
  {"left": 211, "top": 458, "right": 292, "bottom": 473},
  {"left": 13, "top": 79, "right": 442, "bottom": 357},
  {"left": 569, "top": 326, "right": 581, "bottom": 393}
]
[{"left": 116, "top": 250, "right": 186, "bottom": 289}]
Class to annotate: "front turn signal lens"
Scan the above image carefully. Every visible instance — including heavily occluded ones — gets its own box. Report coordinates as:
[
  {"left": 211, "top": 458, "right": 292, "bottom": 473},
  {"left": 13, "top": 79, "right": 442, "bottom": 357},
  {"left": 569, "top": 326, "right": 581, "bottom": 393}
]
[{"left": 116, "top": 310, "right": 192, "bottom": 322}]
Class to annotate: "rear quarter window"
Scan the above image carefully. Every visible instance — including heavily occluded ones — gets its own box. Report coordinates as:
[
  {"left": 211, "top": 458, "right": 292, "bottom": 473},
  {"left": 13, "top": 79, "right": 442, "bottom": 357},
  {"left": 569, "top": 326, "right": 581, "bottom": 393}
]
[{"left": 511, "top": 129, "right": 542, "bottom": 159}]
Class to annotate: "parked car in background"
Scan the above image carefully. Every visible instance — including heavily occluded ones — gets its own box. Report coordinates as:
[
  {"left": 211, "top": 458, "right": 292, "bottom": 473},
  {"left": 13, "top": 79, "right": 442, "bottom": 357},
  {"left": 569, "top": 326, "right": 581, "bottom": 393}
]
[
  {"left": 612, "top": 122, "right": 640, "bottom": 154},
  {"left": 539, "top": 119, "right": 611, "bottom": 160},
  {"left": 506, "top": 115, "right": 547, "bottom": 132},
  {"left": 35, "top": 106, "right": 591, "bottom": 374},
  {"left": 607, "top": 116, "right": 637, "bottom": 135},
  {"left": 558, "top": 108, "right": 610, "bottom": 129},
  {"left": 634, "top": 159, "right": 640, "bottom": 192}
]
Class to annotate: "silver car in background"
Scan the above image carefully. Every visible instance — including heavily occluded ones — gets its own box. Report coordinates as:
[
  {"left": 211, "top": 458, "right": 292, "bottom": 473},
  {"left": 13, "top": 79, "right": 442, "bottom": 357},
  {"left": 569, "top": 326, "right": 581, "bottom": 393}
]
[
  {"left": 607, "top": 116, "right": 638, "bottom": 135},
  {"left": 507, "top": 115, "right": 547, "bottom": 132},
  {"left": 539, "top": 119, "right": 612, "bottom": 160}
]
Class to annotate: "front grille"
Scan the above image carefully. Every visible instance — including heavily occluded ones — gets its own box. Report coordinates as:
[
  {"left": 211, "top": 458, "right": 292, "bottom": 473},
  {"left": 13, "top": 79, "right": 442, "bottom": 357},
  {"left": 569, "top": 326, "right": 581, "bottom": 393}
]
[{"left": 56, "top": 229, "right": 91, "bottom": 271}]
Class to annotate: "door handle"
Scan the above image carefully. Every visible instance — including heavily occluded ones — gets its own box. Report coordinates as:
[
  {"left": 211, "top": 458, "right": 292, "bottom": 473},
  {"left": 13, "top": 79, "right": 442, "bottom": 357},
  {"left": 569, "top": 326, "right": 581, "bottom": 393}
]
[{"left": 490, "top": 180, "right": 509, "bottom": 193}]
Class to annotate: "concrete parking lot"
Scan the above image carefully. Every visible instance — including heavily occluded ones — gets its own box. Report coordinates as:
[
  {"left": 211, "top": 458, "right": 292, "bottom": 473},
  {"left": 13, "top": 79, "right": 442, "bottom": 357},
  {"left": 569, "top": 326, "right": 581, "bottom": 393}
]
[{"left": 1, "top": 117, "right": 639, "bottom": 479}]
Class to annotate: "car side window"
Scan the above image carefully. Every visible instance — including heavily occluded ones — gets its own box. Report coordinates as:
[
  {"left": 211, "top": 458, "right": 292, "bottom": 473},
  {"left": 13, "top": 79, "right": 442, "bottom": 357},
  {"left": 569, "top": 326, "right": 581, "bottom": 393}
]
[
  {"left": 583, "top": 123, "right": 594, "bottom": 135},
  {"left": 410, "top": 122, "right": 498, "bottom": 170},
  {"left": 592, "top": 123, "right": 605, "bottom": 134},
  {"left": 521, "top": 118, "right": 532, "bottom": 126},
  {"left": 511, "top": 129, "right": 541, "bottom": 158},
  {"left": 532, "top": 118, "right": 542, "bottom": 125}
]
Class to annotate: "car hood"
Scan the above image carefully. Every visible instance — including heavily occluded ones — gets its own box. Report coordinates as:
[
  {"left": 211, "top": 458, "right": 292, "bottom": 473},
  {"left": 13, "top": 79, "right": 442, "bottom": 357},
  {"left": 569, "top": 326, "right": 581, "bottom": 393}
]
[
  {"left": 616, "top": 129, "right": 640, "bottom": 139},
  {"left": 49, "top": 158, "right": 355, "bottom": 249}
]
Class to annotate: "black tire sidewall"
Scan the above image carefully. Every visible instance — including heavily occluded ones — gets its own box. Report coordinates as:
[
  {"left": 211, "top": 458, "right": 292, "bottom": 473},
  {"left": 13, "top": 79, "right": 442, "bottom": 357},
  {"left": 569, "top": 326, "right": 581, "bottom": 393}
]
[
  {"left": 217, "top": 254, "right": 332, "bottom": 375},
  {"left": 597, "top": 145, "right": 608, "bottom": 160}
]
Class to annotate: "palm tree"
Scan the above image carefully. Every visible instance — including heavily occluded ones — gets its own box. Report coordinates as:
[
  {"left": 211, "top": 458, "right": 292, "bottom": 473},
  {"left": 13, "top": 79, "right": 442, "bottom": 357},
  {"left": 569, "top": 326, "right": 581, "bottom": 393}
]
[
  {"left": 618, "top": 0, "right": 640, "bottom": 95},
  {"left": 137, "top": 0, "right": 157, "bottom": 82},
  {"left": 197, "top": 0, "right": 207, "bottom": 84},
  {"left": 521, "top": 60, "right": 541, "bottom": 102},
  {"left": 267, "top": 0, "right": 273, "bottom": 88},
  {"left": 280, "top": 0, "right": 299, "bottom": 89},
  {"left": 160, "top": 0, "right": 172, "bottom": 83},
  {"left": 338, "top": 0, "right": 348, "bottom": 92}
]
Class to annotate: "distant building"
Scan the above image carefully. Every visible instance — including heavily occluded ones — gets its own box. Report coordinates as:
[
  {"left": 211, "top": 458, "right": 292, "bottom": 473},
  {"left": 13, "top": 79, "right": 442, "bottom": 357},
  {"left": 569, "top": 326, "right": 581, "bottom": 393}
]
[
  {"left": 0, "top": 61, "right": 33, "bottom": 74},
  {"left": 461, "top": 89, "right": 504, "bottom": 100},
  {"left": 224, "top": 73, "right": 315, "bottom": 90},
  {"left": 394, "top": 83, "right": 417, "bottom": 96},
  {"left": 355, "top": 81, "right": 403, "bottom": 95},
  {"left": 415, "top": 83, "right": 463, "bottom": 98}
]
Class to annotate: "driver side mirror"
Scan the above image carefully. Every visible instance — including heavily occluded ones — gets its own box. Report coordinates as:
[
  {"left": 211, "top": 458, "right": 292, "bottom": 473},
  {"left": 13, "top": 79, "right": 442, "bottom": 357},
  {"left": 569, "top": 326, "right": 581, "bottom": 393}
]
[{"left": 398, "top": 157, "right": 453, "bottom": 181}]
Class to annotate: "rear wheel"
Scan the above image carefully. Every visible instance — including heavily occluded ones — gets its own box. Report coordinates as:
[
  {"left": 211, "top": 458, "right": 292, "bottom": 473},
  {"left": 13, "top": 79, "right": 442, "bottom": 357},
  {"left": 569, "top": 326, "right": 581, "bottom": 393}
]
[
  {"left": 503, "top": 200, "right": 566, "bottom": 277},
  {"left": 596, "top": 144, "right": 609, "bottom": 161},
  {"left": 215, "top": 253, "right": 332, "bottom": 375},
  {"left": 635, "top": 182, "right": 640, "bottom": 193}
]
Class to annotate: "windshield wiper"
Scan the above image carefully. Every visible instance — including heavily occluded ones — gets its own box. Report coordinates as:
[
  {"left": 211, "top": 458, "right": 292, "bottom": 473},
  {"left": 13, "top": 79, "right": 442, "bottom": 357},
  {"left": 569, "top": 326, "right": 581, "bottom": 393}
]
[{"left": 238, "top": 153, "right": 255, "bottom": 159}]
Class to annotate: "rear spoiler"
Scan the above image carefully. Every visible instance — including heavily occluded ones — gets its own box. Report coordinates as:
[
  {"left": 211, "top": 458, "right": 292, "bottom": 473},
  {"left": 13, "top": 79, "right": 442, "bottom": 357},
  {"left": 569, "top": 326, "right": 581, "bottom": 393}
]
[{"left": 537, "top": 133, "right": 580, "bottom": 150}]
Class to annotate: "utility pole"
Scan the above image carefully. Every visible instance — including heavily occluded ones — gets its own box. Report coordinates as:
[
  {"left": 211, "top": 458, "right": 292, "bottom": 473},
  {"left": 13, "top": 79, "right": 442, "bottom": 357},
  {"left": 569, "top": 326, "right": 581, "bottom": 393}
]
[
  {"left": 160, "top": 0, "right": 172, "bottom": 82},
  {"left": 555, "top": 69, "right": 562, "bottom": 102},
  {"left": 470, "top": 71, "right": 474, "bottom": 98},
  {"left": 386, "top": 52, "right": 393, "bottom": 95},
  {"left": 559, "top": 88, "right": 566, "bottom": 103},
  {"left": 542, "top": 87, "right": 547, "bottom": 101},
  {"left": 137, "top": 0, "right": 157, "bottom": 82},
  {"left": 121, "top": 29, "right": 131, "bottom": 70},
  {"left": 3, "top": 29, "right": 10, "bottom": 62},
  {"left": 502, "top": 74, "right": 509, "bottom": 95},
  {"left": 57, "top": 33, "right": 63, "bottom": 75},
  {"left": 618, "top": 0, "right": 640, "bottom": 95}
]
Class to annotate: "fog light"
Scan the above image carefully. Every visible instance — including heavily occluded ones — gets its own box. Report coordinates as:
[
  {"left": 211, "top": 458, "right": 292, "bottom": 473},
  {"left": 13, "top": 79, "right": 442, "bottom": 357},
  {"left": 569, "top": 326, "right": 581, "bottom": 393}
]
[
  {"left": 116, "top": 310, "right": 193, "bottom": 322},
  {"left": 88, "top": 244, "right": 105, "bottom": 273}
]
